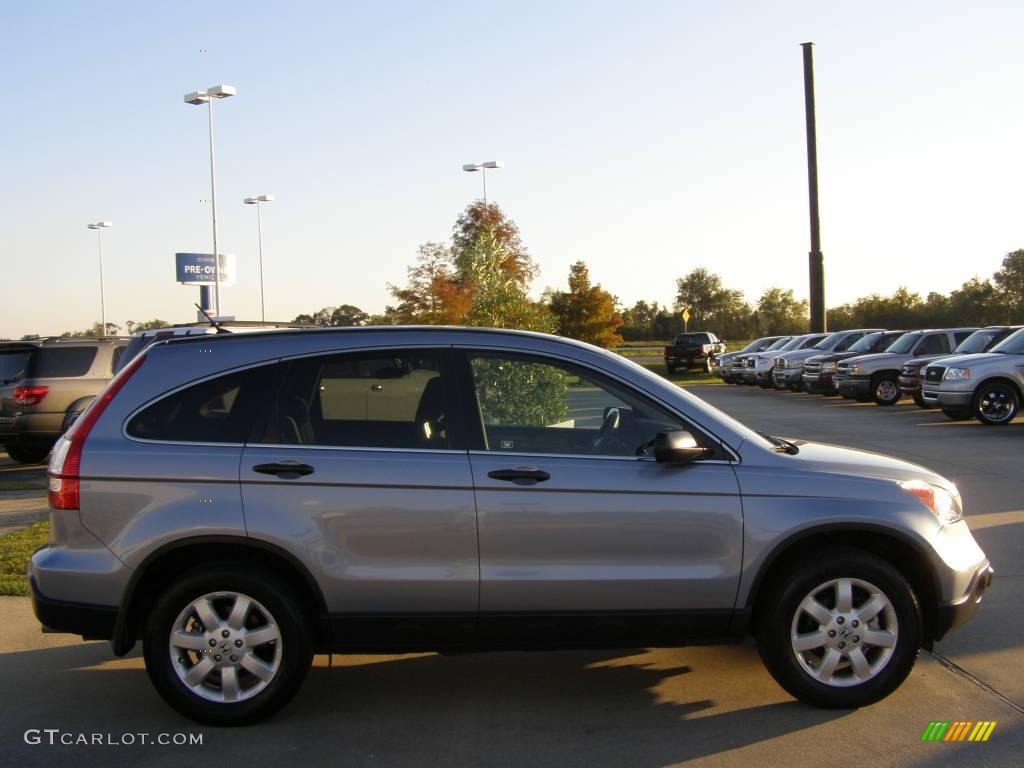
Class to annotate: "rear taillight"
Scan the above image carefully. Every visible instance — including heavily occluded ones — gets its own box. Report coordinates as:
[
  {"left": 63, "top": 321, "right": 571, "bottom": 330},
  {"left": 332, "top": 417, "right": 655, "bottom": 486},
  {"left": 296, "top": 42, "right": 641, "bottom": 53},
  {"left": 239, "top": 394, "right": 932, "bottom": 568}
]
[
  {"left": 13, "top": 385, "right": 49, "bottom": 406},
  {"left": 48, "top": 352, "right": 147, "bottom": 510}
]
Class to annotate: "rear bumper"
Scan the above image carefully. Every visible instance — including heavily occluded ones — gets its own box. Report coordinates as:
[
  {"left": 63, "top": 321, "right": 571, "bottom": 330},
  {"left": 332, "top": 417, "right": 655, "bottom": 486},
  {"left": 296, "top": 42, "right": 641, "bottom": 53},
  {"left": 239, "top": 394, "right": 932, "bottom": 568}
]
[
  {"left": 30, "top": 574, "right": 117, "bottom": 640},
  {"left": 0, "top": 411, "right": 64, "bottom": 445}
]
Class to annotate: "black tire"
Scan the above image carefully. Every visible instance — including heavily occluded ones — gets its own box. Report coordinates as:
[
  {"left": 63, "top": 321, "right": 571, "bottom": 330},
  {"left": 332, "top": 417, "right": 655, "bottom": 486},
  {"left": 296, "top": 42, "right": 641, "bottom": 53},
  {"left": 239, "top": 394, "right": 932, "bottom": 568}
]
[
  {"left": 871, "top": 374, "right": 901, "bottom": 406},
  {"left": 704, "top": 356, "right": 715, "bottom": 374},
  {"left": 973, "top": 381, "right": 1020, "bottom": 426},
  {"left": 941, "top": 408, "right": 971, "bottom": 421},
  {"left": 4, "top": 443, "right": 52, "bottom": 464},
  {"left": 756, "top": 548, "right": 921, "bottom": 709},
  {"left": 143, "top": 562, "right": 313, "bottom": 726},
  {"left": 788, "top": 382, "right": 803, "bottom": 393},
  {"left": 665, "top": 363, "right": 676, "bottom": 375}
]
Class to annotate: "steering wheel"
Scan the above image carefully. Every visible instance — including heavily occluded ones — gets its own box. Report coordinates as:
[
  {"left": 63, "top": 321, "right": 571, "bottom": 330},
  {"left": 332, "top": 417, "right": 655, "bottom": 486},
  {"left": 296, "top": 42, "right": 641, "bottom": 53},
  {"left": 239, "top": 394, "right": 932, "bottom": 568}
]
[{"left": 591, "top": 407, "right": 622, "bottom": 454}]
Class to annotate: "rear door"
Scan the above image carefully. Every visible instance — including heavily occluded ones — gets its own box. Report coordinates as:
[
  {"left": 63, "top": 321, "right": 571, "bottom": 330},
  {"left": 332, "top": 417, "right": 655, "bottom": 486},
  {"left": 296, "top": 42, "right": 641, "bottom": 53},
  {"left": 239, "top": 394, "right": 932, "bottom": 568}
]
[
  {"left": 459, "top": 349, "right": 743, "bottom": 645},
  {"left": 239, "top": 347, "right": 479, "bottom": 647}
]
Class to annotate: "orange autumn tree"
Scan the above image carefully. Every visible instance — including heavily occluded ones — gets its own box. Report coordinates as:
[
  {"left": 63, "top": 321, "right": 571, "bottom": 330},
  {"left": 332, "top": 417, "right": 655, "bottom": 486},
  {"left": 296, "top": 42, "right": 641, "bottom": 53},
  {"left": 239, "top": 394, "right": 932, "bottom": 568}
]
[{"left": 549, "top": 261, "right": 623, "bottom": 348}]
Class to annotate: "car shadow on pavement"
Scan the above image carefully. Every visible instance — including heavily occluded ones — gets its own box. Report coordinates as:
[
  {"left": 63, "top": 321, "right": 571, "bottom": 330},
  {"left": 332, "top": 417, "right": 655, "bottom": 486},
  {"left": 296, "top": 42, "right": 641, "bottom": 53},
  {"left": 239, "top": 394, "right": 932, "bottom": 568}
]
[{"left": 0, "top": 641, "right": 848, "bottom": 767}]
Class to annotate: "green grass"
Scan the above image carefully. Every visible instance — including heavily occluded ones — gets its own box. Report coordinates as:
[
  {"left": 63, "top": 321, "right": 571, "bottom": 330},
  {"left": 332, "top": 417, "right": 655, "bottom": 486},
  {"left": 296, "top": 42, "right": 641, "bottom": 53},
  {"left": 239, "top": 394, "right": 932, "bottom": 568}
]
[
  {"left": 636, "top": 360, "right": 724, "bottom": 386},
  {"left": 0, "top": 479, "right": 47, "bottom": 492},
  {"left": 0, "top": 521, "right": 49, "bottom": 596}
]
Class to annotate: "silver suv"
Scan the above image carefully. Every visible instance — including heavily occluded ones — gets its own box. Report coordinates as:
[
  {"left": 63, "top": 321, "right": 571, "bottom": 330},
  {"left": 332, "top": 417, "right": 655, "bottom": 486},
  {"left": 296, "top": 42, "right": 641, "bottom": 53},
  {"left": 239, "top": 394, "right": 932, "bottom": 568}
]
[{"left": 32, "top": 327, "right": 992, "bottom": 725}]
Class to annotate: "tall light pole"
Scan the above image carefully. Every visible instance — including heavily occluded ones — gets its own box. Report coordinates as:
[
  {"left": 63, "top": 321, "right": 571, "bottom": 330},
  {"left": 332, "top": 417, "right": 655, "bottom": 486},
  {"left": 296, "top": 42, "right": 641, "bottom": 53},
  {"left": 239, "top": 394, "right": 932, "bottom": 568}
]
[
  {"left": 184, "top": 84, "right": 236, "bottom": 318},
  {"left": 86, "top": 221, "right": 112, "bottom": 336},
  {"left": 244, "top": 194, "right": 274, "bottom": 321},
  {"left": 462, "top": 160, "right": 503, "bottom": 204}
]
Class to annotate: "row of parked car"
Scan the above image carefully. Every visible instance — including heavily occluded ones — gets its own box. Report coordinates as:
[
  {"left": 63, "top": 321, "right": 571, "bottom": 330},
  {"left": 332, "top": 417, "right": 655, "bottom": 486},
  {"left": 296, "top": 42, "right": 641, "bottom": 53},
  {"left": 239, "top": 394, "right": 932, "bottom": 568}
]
[
  {"left": 712, "top": 325, "right": 1024, "bottom": 425},
  {"left": 0, "top": 321, "right": 308, "bottom": 464}
]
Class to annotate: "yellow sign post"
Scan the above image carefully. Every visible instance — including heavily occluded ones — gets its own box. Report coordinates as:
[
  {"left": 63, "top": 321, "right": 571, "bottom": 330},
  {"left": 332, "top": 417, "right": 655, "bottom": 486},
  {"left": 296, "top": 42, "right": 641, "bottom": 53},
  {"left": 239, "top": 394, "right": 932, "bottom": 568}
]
[{"left": 682, "top": 308, "right": 691, "bottom": 332}]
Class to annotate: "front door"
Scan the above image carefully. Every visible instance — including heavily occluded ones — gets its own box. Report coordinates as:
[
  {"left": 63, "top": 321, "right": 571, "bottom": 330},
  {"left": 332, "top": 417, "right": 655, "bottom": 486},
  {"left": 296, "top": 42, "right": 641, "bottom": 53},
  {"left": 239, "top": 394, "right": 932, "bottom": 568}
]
[{"left": 459, "top": 349, "right": 743, "bottom": 645}]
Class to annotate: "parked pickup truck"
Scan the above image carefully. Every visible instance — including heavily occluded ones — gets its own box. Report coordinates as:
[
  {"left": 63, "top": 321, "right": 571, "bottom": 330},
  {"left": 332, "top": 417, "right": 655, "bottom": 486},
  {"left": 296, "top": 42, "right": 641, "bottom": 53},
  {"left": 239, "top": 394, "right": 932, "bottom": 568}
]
[
  {"left": 921, "top": 327, "right": 1024, "bottom": 424},
  {"left": 664, "top": 332, "right": 727, "bottom": 374},
  {"left": 899, "top": 326, "right": 1021, "bottom": 408},
  {"left": 803, "top": 330, "right": 905, "bottom": 395}
]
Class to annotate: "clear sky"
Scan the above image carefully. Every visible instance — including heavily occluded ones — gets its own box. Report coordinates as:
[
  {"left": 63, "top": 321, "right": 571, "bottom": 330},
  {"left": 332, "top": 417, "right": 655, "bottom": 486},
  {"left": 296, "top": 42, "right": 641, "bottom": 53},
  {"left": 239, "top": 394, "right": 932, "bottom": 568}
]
[{"left": 2, "top": 1, "right": 1023, "bottom": 338}]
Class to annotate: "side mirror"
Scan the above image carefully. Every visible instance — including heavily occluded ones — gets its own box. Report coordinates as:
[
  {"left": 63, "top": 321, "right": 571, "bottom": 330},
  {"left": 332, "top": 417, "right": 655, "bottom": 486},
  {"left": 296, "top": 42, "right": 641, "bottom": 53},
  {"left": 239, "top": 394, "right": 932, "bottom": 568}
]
[{"left": 654, "top": 429, "right": 711, "bottom": 464}]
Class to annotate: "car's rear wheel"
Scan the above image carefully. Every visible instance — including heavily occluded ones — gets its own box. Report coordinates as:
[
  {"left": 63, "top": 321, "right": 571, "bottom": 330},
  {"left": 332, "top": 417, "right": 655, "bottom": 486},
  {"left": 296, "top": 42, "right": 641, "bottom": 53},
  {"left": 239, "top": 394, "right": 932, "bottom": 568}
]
[
  {"left": 757, "top": 548, "right": 921, "bottom": 708},
  {"left": 143, "top": 563, "right": 313, "bottom": 726},
  {"left": 872, "top": 374, "right": 901, "bottom": 406},
  {"left": 4, "top": 443, "right": 51, "bottom": 464},
  {"left": 973, "top": 382, "right": 1019, "bottom": 426}
]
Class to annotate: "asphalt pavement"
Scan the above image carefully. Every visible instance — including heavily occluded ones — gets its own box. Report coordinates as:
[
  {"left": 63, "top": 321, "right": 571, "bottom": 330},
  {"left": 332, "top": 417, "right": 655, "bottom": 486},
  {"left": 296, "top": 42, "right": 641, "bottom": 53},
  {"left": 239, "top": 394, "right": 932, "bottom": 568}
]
[{"left": 0, "top": 387, "right": 1022, "bottom": 767}]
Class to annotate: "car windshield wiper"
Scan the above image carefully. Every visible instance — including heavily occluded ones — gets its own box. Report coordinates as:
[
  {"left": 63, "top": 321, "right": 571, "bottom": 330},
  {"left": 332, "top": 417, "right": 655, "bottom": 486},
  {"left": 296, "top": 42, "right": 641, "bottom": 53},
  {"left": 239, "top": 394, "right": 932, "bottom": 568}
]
[{"left": 757, "top": 431, "right": 799, "bottom": 455}]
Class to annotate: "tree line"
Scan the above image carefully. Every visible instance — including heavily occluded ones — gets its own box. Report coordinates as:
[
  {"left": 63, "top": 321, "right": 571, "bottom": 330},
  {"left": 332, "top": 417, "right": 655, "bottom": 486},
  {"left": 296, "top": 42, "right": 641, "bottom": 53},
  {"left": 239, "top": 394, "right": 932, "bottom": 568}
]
[{"left": 293, "top": 201, "right": 1024, "bottom": 347}]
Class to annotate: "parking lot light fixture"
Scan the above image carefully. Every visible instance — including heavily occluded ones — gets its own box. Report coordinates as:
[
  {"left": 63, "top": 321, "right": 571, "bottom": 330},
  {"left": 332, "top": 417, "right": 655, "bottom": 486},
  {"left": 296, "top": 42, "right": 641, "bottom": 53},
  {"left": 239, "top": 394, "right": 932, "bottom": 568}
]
[
  {"left": 86, "top": 221, "right": 112, "bottom": 336},
  {"left": 462, "top": 160, "right": 503, "bottom": 204},
  {"left": 243, "top": 194, "right": 274, "bottom": 322},
  {"left": 184, "top": 84, "right": 236, "bottom": 317}
]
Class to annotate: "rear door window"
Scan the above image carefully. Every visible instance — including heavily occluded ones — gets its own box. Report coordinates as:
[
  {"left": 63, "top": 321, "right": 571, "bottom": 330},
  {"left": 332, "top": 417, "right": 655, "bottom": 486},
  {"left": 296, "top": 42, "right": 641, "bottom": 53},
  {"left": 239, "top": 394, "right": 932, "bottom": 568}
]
[
  {"left": 127, "top": 364, "right": 282, "bottom": 443},
  {"left": 26, "top": 347, "right": 97, "bottom": 378},
  {"left": 261, "top": 349, "right": 450, "bottom": 450}
]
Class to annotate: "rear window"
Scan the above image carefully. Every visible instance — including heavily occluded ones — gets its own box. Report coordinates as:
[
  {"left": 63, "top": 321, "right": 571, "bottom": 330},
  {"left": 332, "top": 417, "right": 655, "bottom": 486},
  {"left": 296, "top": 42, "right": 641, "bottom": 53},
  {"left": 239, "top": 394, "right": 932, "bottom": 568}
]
[
  {"left": 127, "top": 364, "right": 282, "bottom": 443},
  {"left": 0, "top": 351, "right": 31, "bottom": 384},
  {"left": 674, "top": 334, "right": 710, "bottom": 345},
  {"left": 25, "top": 347, "right": 97, "bottom": 378}
]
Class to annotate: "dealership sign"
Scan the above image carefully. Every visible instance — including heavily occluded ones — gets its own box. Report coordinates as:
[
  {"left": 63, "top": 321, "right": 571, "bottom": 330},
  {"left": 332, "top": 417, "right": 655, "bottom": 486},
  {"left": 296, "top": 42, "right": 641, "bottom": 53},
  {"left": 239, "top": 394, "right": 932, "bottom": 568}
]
[{"left": 175, "top": 253, "right": 236, "bottom": 286}]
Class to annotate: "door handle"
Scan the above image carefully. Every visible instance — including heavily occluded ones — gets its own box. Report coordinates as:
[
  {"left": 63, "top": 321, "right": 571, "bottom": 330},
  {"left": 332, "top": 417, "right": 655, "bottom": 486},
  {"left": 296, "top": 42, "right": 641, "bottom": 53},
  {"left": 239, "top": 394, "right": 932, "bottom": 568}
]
[
  {"left": 487, "top": 467, "right": 551, "bottom": 485},
  {"left": 252, "top": 461, "right": 315, "bottom": 479}
]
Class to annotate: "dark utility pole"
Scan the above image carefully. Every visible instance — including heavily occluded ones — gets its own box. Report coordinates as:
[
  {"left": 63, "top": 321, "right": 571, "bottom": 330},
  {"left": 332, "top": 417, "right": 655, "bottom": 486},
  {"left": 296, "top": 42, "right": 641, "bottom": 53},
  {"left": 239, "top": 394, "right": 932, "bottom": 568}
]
[{"left": 801, "top": 42, "right": 826, "bottom": 332}]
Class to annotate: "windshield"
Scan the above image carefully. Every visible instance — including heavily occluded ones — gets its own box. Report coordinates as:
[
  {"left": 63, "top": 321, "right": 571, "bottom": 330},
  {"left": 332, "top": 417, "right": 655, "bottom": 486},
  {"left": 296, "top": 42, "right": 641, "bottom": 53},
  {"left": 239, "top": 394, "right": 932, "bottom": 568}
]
[
  {"left": 885, "top": 332, "right": 921, "bottom": 354},
  {"left": 765, "top": 337, "right": 792, "bottom": 351},
  {"left": 848, "top": 332, "right": 881, "bottom": 353},
  {"left": 740, "top": 338, "right": 770, "bottom": 353},
  {"left": 0, "top": 350, "right": 31, "bottom": 384},
  {"left": 991, "top": 328, "right": 1024, "bottom": 354},
  {"left": 812, "top": 332, "right": 845, "bottom": 351},
  {"left": 954, "top": 328, "right": 1009, "bottom": 354}
]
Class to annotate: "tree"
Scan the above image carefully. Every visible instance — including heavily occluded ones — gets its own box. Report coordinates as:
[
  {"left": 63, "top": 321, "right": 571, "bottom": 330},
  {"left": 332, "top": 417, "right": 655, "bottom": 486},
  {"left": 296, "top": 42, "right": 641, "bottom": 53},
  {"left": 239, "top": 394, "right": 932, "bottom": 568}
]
[
  {"left": 388, "top": 242, "right": 471, "bottom": 324},
  {"left": 754, "top": 287, "right": 808, "bottom": 335},
  {"left": 674, "top": 269, "right": 752, "bottom": 339},
  {"left": 293, "top": 305, "right": 370, "bottom": 326},
  {"left": 62, "top": 321, "right": 121, "bottom": 337},
  {"left": 993, "top": 249, "right": 1024, "bottom": 316},
  {"left": 548, "top": 262, "right": 623, "bottom": 348},
  {"left": 329, "top": 305, "right": 369, "bottom": 326},
  {"left": 126, "top": 319, "right": 169, "bottom": 334}
]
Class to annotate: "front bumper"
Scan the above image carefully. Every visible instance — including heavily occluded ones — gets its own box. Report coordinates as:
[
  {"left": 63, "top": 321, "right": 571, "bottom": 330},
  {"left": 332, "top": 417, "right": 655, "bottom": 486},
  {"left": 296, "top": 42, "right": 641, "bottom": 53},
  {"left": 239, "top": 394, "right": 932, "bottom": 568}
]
[
  {"left": 898, "top": 375, "right": 922, "bottom": 398},
  {"left": 802, "top": 372, "right": 836, "bottom": 393},
  {"left": 938, "top": 390, "right": 974, "bottom": 409},
  {"left": 773, "top": 368, "right": 804, "bottom": 388},
  {"left": 836, "top": 376, "right": 871, "bottom": 399},
  {"left": 920, "top": 385, "right": 941, "bottom": 407},
  {"left": 933, "top": 564, "right": 994, "bottom": 641}
]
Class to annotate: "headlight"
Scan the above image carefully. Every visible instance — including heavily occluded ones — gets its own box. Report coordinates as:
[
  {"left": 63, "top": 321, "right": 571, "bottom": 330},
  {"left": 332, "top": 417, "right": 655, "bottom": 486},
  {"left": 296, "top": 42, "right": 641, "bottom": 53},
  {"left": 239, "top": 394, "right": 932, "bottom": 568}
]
[
  {"left": 944, "top": 367, "right": 971, "bottom": 380},
  {"left": 848, "top": 364, "right": 861, "bottom": 375},
  {"left": 821, "top": 362, "right": 836, "bottom": 373},
  {"left": 899, "top": 480, "right": 962, "bottom": 525}
]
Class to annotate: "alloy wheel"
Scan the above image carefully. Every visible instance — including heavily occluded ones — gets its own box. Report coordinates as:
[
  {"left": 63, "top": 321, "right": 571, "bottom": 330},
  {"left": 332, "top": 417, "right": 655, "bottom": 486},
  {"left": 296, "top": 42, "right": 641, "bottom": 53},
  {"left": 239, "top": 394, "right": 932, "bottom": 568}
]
[
  {"left": 169, "top": 591, "right": 282, "bottom": 703},
  {"left": 790, "top": 577, "right": 898, "bottom": 687}
]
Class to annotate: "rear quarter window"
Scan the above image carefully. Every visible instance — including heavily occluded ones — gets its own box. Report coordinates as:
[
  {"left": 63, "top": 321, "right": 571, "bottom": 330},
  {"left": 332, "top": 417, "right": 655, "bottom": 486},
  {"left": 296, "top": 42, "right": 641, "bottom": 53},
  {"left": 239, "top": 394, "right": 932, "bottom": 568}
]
[
  {"left": 26, "top": 347, "right": 97, "bottom": 378},
  {"left": 0, "top": 351, "right": 31, "bottom": 384},
  {"left": 126, "top": 364, "right": 282, "bottom": 443}
]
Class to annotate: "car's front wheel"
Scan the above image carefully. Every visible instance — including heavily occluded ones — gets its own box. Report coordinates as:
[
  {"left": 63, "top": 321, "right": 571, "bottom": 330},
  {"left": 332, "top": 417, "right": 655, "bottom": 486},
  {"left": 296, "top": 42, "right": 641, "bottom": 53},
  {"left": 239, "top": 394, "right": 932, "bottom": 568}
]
[
  {"left": 973, "top": 381, "right": 1019, "bottom": 426},
  {"left": 757, "top": 548, "right": 921, "bottom": 708},
  {"left": 872, "top": 374, "right": 901, "bottom": 406},
  {"left": 143, "top": 563, "right": 313, "bottom": 726}
]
